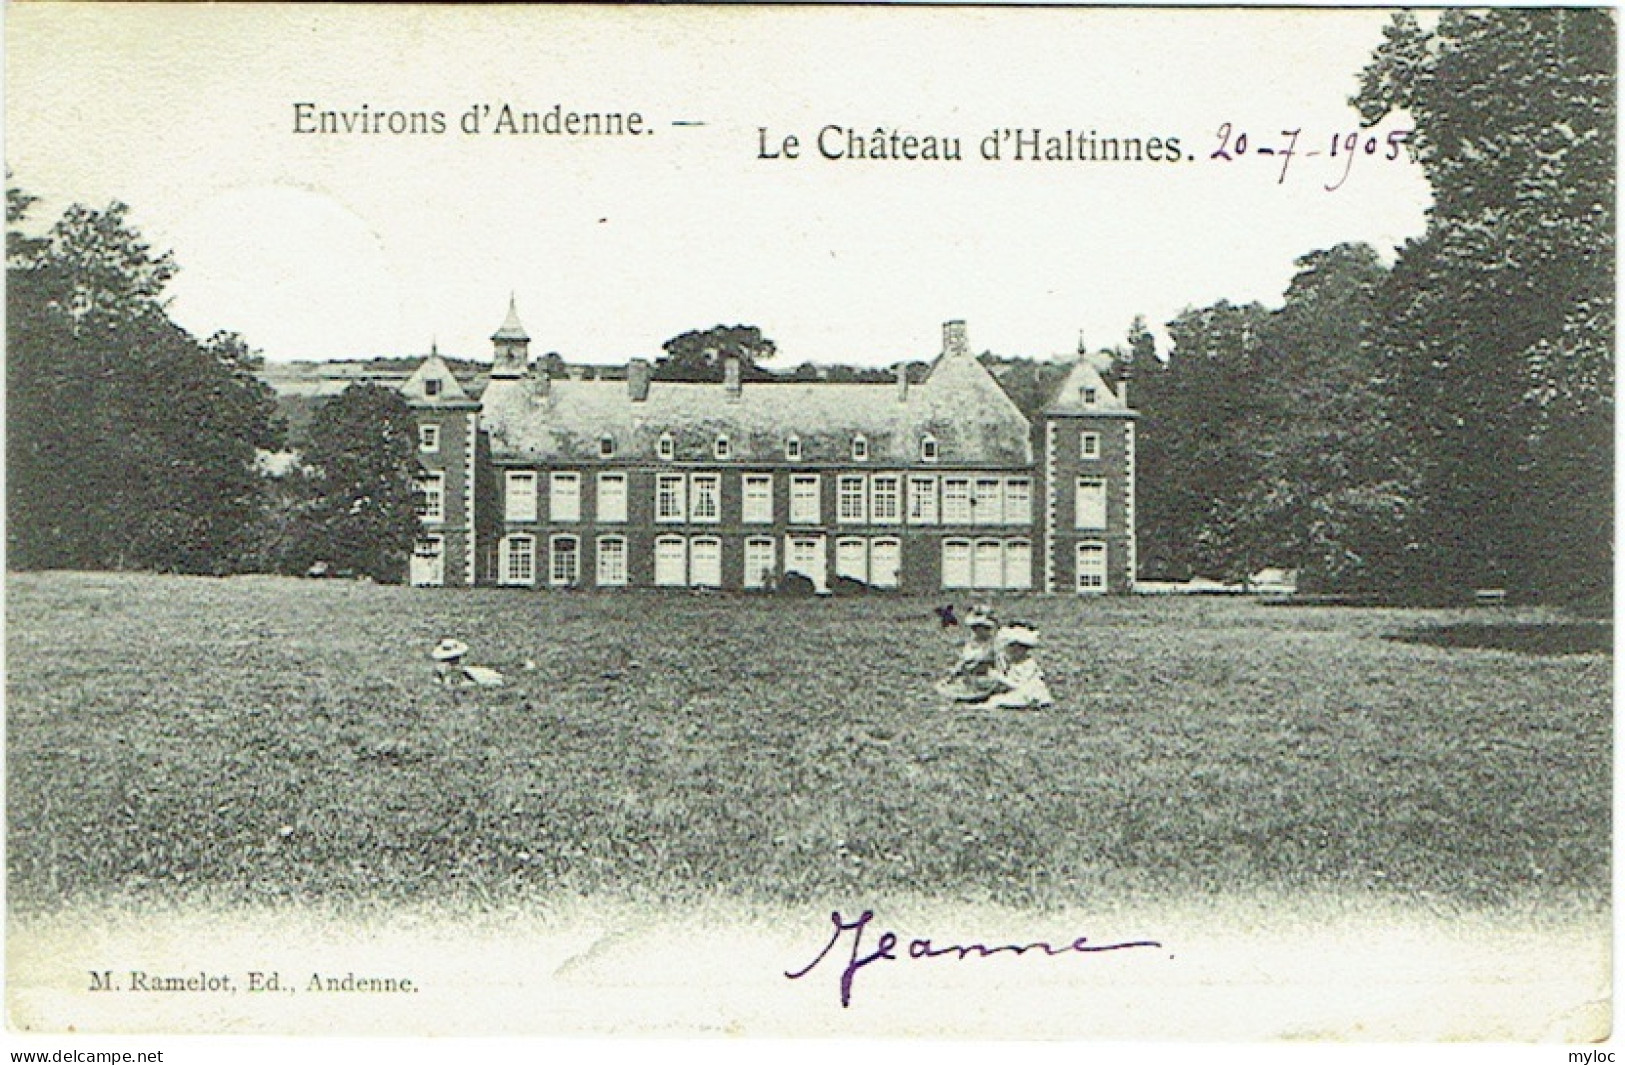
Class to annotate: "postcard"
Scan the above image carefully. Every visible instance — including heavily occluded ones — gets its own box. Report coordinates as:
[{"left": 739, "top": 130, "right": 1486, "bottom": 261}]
[{"left": 4, "top": 2, "right": 1612, "bottom": 1055}]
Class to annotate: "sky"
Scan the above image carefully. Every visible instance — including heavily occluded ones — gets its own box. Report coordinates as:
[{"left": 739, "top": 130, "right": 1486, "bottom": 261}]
[{"left": 7, "top": 4, "right": 1433, "bottom": 367}]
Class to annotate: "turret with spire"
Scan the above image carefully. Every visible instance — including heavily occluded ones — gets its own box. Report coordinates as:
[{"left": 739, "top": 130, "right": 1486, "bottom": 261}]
[{"left": 491, "top": 294, "right": 530, "bottom": 379}]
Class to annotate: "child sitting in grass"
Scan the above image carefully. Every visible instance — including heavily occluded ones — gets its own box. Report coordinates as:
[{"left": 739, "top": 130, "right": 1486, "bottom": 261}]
[
  {"left": 971, "top": 624, "right": 1054, "bottom": 710},
  {"left": 431, "top": 637, "right": 507, "bottom": 688},
  {"left": 935, "top": 607, "right": 1002, "bottom": 702}
]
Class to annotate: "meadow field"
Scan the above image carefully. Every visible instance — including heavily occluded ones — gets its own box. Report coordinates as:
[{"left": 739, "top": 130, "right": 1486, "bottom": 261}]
[{"left": 6, "top": 571, "right": 1611, "bottom": 917}]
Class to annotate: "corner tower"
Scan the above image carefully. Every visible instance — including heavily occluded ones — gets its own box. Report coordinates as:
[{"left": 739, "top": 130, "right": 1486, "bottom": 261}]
[{"left": 1039, "top": 353, "right": 1136, "bottom": 595}]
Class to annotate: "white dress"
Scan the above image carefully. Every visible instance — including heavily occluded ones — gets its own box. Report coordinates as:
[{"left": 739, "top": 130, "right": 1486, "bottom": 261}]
[{"left": 981, "top": 657, "right": 1053, "bottom": 709}]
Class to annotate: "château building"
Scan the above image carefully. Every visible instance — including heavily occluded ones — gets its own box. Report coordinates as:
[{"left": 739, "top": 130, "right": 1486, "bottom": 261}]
[{"left": 401, "top": 301, "right": 1136, "bottom": 594}]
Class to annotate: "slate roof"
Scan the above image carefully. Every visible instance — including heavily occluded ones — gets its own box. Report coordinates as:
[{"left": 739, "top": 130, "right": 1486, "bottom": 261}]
[
  {"left": 1044, "top": 356, "right": 1130, "bottom": 415},
  {"left": 480, "top": 345, "right": 1034, "bottom": 466}
]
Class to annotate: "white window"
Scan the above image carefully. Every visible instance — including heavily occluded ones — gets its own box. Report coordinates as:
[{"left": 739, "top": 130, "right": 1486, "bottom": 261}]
[
  {"left": 1081, "top": 431, "right": 1101, "bottom": 460},
  {"left": 871, "top": 475, "right": 901, "bottom": 525},
  {"left": 921, "top": 434, "right": 939, "bottom": 462},
  {"left": 837, "top": 475, "right": 867, "bottom": 524},
  {"left": 785, "top": 435, "right": 802, "bottom": 461},
  {"left": 499, "top": 534, "right": 535, "bottom": 586},
  {"left": 549, "top": 535, "right": 580, "bottom": 586},
  {"left": 596, "top": 536, "right": 627, "bottom": 587},
  {"left": 656, "top": 474, "right": 686, "bottom": 523},
  {"left": 1077, "top": 541, "right": 1107, "bottom": 593},
  {"left": 942, "top": 477, "right": 972, "bottom": 524},
  {"left": 1004, "top": 478, "right": 1032, "bottom": 525},
  {"left": 599, "top": 435, "right": 616, "bottom": 459},
  {"left": 1076, "top": 477, "right": 1107, "bottom": 530},
  {"left": 410, "top": 534, "right": 445, "bottom": 587},
  {"left": 418, "top": 472, "right": 445, "bottom": 523},
  {"left": 658, "top": 433, "right": 675, "bottom": 461},
  {"left": 419, "top": 424, "right": 440, "bottom": 453},
  {"left": 550, "top": 472, "right": 581, "bottom": 523},
  {"left": 690, "top": 473, "right": 721, "bottom": 523},
  {"left": 505, "top": 471, "right": 537, "bottom": 522},
  {"left": 907, "top": 475, "right": 938, "bottom": 524},
  {"left": 942, "top": 539, "right": 972, "bottom": 589},
  {"left": 654, "top": 536, "right": 686, "bottom": 586},
  {"left": 690, "top": 537, "right": 722, "bottom": 588},
  {"left": 742, "top": 474, "right": 774, "bottom": 524},
  {"left": 973, "top": 539, "right": 1005, "bottom": 589},
  {"left": 790, "top": 474, "right": 820, "bottom": 525},
  {"left": 870, "top": 538, "right": 901, "bottom": 589},
  {"left": 1082, "top": 386, "right": 1098, "bottom": 407},
  {"left": 835, "top": 537, "right": 868, "bottom": 582},
  {"left": 714, "top": 434, "right": 732, "bottom": 460},
  {"left": 974, "top": 478, "right": 1002, "bottom": 525},
  {"left": 1004, "top": 540, "right": 1032, "bottom": 590},
  {"left": 424, "top": 378, "right": 442, "bottom": 398},
  {"left": 744, "top": 537, "right": 776, "bottom": 589},
  {"left": 597, "top": 472, "right": 627, "bottom": 524},
  {"left": 852, "top": 435, "right": 869, "bottom": 461}
]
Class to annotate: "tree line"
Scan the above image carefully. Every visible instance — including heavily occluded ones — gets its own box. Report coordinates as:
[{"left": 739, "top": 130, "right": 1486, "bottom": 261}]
[{"left": 6, "top": 11, "right": 1612, "bottom": 601}]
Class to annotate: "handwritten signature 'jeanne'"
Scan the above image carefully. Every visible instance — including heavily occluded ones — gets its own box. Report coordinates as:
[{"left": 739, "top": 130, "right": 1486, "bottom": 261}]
[{"left": 785, "top": 909, "right": 1165, "bottom": 1008}]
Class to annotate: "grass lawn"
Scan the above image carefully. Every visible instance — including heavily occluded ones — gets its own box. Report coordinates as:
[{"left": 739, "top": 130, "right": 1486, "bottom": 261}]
[{"left": 6, "top": 572, "right": 1611, "bottom": 915}]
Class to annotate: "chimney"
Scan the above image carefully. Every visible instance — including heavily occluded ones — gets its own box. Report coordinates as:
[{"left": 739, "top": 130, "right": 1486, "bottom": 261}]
[
  {"left": 943, "top": 320, "right": 968, "bottom": 358},
  {"left": 1116, "top": 362, "right": 1131, "bottom": 408},
  {"left": 896, "top": 364, "right": 909, "bottom": 402},
  {"left": 723, "top": 355, "right": 742, "bottom": 400},
  {"left": 628, "top": 358, "right": 652, "bottom": 402}
]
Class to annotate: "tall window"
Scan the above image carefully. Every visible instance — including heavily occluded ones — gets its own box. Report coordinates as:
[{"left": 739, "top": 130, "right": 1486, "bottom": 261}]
[
  {"left": 690, "top": 473, "right": 721, "bottom": 523},
  {"left": 419, "top": 472, "right": 446, "bottom": 523},
  {"left": 941, "top": 539, "right": 972, "bottom": 589},
  {"left": 790, "top": 474, "right": 820, "bottom": 524},
  {"left": 654, "top": 536, "right": 686, "bottom": 586},
  {"left": 837, "top": 475, "right": 867, "bottom": 524},
  {"left": 742, "top": 474, "right": 773, "bottom": 524},
  {"left": 1082, "top": 387, "right": 1098, "bottom": 407},
  {"left": 1080, "top": 431, "right": 1101, "bottom": 460},
  {"left": 785, "top": 435, "right": 802, "bottom": 461},
  {"left": 419, "top": 424, "right": 440, "bottom": 453},
  {"left": 550, "top": 472, "right": 581, "bottom": 523},
  {"left": 1076, "top": 477, "right": 1107, "bottom": 530},
  {"left": 974, "top": 478, "right": 1002, "bottom": 525},
  {"left": 941, "top": 477, "right": 972, "bottom": 524},
  {"left": 871, "top": 475, "right": 901, "bottom": 524},
  {"left": 1004, "top": 540, "right": 1032, "bottom": 590},
  {"left": 596, "top": 536, "right": 627, "bottom": 587},
  {"left": 907, "top": 475, "right": 938, "bottom": 524},
  {"left": 921, "top": 434, "right": 939, "bottom": 462},
  {"left": 835, "top": 538, "right": 868, "bottom": 582},
  {"left": 550, "top": 535, "right": 580, "bottom": 586},
  {"left": 499, "top": 534, "right": 535, "bottom": 585},
  {"left": 870, "top": 538, "right": 901, "bottom": 589},
  {"left": 505, "top": 471, "right": 537, "bottom": 522},
  {"left": 1004, "top": 478, "right": 1032, "bottom": 525},
  {"left": 656, "top": 474, "right": 686, "bottom": 523},
  {"left": 597, "top": 472, "right": 628, "bottom": 524},
  {"left": 689, "top": 537, "right": 722, "bottom": 588},
  {"left": 1077, "top": 541, "right": 1107, "bottom": 593},
  {"left": 658, "top": 433, "right": 676, "bottom": 461},
  {"left": 744, "top": 537, "right": 776, "bottom": 589},
  {"left": 973, "top": 539, "right": 1004, "bottom": 589},
  {"left": 852, "top": 435, "right": 869, "bottom": 461}
]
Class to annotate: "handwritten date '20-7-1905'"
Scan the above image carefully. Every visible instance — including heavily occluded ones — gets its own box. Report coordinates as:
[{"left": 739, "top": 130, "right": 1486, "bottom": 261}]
[{"left": 1211, "top": 123, "right": 1414, "bottom": 190}]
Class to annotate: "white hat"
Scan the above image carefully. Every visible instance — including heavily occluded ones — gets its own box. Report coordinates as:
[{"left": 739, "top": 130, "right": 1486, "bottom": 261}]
[
  {"left": 965, "top": 608, "right": 996, "bottom": 629},
  {"left": 1001, "top": 625, "right": 1040, "bottom": 647},
  {"left": 431, "top": 638, "right": 470, "bottom": 661}
]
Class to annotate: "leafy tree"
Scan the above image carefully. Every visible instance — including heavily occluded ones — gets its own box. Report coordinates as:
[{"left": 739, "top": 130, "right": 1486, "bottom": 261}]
[
  {"left": 655, "top": 324, "right": 777, "bottom": 381},
  {"left": 293, "top": 383, "right": 423, "bottom": 583},
  {"left": 7, "top": 190, "right": 281, "bottom": 573},
  {"left": 1355, "top": 9, "right": 1614, "bottom": 601}
]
